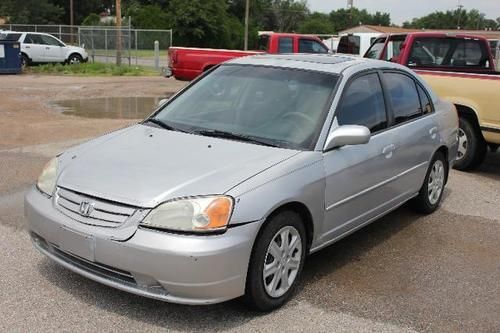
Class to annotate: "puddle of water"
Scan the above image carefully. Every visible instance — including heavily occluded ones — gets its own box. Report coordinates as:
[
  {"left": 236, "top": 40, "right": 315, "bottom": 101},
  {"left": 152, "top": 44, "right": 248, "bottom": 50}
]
[{"left": 54, "top": 96, "right": 172, "bottom": 119}]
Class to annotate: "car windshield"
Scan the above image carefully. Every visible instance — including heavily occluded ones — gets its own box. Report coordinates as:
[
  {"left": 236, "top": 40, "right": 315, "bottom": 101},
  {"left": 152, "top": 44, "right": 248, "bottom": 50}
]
[{"left": 153, "top": 65, "right": 338, "bottom": 150}]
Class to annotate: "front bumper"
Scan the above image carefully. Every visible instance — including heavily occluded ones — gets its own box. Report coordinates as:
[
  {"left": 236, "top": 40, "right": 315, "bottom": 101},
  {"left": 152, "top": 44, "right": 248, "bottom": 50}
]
[{"left": 25, "top": 187, "right": 261, "bottom": 305}]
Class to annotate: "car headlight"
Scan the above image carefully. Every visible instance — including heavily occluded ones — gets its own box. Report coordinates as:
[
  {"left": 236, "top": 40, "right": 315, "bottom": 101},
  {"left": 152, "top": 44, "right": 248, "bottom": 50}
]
[
  {"left": 141, "top": 196, "right": 233, "bottom": 233},
  {"left": 37, "top": 157, "right": 58, "bottom": 196}
]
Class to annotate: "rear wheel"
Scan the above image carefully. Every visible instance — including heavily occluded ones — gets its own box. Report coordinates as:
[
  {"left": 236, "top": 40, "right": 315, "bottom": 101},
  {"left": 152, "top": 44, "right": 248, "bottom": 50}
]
[
  {"left": 244, "top": 211, "right": 306, "bottom": 311},
  {"left": 413, "top": 152, "right": 447, "bottom": 214},
  {"left": 454, "top": 116, "right": 487, "bottom": 171},
  {"left": 21, "top": 54, "right": 30, "bottom": 69}
]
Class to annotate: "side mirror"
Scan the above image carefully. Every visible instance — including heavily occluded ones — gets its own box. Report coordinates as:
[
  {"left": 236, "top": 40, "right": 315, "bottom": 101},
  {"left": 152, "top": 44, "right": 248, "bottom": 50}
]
[
  {"left": 157, "top": 98, "right": 169, "bottom": 107},
  {"left": 324, "top": 125, "right": 371, "bottom": 151}
]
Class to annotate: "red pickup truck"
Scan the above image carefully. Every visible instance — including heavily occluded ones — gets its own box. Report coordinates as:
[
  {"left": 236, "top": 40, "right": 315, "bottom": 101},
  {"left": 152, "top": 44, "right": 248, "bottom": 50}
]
[
  {"left": 167, "top": 33, "right": 329, "bottom": 81},
  {"left": 365, "top": 32, "right": 500, "bottom": 170}
]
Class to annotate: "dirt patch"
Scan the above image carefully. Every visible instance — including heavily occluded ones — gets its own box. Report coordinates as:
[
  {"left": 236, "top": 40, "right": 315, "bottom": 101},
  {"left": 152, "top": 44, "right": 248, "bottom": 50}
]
[{"left": 0, "top": 75, "right": 187, "bottom": 150}]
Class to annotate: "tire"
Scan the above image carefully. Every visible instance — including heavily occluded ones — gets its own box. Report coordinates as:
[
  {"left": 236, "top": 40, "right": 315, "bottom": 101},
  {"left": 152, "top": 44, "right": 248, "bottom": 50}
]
[
  {"left": 454, "top": 116, "right": 487, "bottom": 171},
  {"left": 413, "top": 151, "right": 448, "bottom": 214},
  {"left": 244, "top": 210, "right": 306, "bottom": 311},
  {"left": 67, "top": 54, "right": 83, "bottom": 65},
  {"left": 21, "top": 54, "right": 30, "bottom": 69}
]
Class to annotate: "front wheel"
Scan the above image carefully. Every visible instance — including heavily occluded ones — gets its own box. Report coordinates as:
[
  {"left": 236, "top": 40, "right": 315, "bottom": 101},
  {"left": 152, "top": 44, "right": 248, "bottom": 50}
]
[
  {"left": 67, "top": 54, "right": 83, "bottom": 65},
  {"left": 244, "top": 211, "right": 306, "bottom": 311},
  {"left": 412, "top": 152, "right": 447, "bottom": 214}
]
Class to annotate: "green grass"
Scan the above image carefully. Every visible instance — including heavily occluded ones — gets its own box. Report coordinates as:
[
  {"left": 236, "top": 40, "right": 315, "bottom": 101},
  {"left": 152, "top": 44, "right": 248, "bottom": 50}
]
[{"left": 28, "top": 62, "right": 159, "bottom": 76}]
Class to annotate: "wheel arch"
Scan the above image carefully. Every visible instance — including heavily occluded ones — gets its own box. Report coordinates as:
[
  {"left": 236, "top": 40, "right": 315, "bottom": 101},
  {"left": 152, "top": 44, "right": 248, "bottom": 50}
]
[
  {"left": 257, "top": 201, "right": 315, "bottom": 254},
  {"left": 454, "top": 104, "right": 483, "bottom": 135}
]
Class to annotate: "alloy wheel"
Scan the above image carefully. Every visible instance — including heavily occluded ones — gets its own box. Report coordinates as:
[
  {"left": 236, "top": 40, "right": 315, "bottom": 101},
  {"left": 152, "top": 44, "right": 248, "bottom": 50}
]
[
  {"left": 262, "top": 226, "right": 302, "bottom": 298},
  {"left": 428, "top": 159, "right": 445, "bottom": 205}
]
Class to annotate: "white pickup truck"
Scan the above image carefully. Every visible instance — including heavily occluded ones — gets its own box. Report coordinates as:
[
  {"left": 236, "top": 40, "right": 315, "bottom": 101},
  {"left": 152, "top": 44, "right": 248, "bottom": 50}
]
[{"left": 0, "top": 31, "right": 88, "bottom": 67}]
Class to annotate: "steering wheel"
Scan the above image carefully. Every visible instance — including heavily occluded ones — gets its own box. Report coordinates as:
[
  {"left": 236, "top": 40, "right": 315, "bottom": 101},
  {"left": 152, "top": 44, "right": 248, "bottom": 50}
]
[
  {"left": 280, "top": 112, "right": 315, "bottom": 129},
  {"left": 278, "top": 112, "right": 316, "bottom": 142}
]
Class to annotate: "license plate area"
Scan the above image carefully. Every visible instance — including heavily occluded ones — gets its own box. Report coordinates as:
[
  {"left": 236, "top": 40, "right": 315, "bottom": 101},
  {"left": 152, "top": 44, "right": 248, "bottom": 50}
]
[{"left": 57, "top": 226, "right": 95, "bottom": 262}]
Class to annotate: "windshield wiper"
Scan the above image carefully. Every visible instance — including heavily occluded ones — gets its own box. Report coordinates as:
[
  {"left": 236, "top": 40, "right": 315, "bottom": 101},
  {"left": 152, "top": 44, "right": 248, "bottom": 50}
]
[
  {"left": 145, "top": 118, "right": 188, "bottom": 133},
  {"left": 194, "top": 129, "right": 281, "bottom": 148}
]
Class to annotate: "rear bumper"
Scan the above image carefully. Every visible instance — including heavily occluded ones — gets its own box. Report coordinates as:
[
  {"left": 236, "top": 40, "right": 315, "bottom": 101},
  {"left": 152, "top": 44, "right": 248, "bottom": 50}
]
[{"left": 25, "top": 187, "right": 262, "bottom": 305}]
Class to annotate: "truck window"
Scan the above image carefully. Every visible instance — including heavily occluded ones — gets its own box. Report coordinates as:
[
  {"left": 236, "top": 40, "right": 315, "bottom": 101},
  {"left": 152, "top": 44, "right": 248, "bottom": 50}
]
[
  {"left": 257, "top": 35, "right": 270, "bottom": 51},
  {"left": 384, "top": 72, "right": 422, "bottom": 124},
  {"left": 408, "top": 37, "right": 490, "bottom": 69},
  {"left": 365, "top": 38, "right": 386, "bottom": 59},
  {"left": 337, "top": 35, "right": 360, "bottom": 55},
  {"left": 278, "top": 37, "right": 293, "bottom": 53},
  {"left": 298, "top": 39, "right": 328, "bottom": 54}
]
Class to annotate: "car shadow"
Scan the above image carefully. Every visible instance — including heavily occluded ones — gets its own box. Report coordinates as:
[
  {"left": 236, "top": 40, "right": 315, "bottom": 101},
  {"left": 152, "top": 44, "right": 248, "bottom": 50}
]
[{"left": 474, "top": 150, "right": 500, "bottom": 180}]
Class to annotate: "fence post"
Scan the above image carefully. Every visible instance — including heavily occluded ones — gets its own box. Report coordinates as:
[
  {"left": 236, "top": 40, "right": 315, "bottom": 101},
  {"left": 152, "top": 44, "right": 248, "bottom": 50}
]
[
  {"left": 135, "top": 30, "right": 138, "bottom": 66},
  {"left": 91, "top": 29, "right": 95, "bottom": 63},
  {"left": 78, "top": 26, "right": 81, "bottom": 46},
  {"left": 154, "top": 40, "right": 159, "bottom": 70},
  {"left": 128, "top": 16, "right": 132, "bottom": 66},
  {"left": 104, "top": 29, "right": 108, "bottom": 63}
]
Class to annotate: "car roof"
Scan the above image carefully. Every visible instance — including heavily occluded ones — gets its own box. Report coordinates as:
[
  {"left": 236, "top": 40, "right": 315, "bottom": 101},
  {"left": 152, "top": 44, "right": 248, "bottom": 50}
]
[{"left": 227, "top": 53, "right": 406, "bottom": 75}]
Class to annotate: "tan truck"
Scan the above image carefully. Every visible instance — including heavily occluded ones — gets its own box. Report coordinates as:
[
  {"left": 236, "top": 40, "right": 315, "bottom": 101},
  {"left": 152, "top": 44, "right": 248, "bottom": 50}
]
[{"left": 365, "top": 32, "right": 500, "bottom": 170}]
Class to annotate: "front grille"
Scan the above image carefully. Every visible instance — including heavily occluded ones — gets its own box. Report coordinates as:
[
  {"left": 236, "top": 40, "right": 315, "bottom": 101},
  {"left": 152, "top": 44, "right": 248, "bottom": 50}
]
[{"left": 55, "top": 187, "right": 137, "bottom": 228}]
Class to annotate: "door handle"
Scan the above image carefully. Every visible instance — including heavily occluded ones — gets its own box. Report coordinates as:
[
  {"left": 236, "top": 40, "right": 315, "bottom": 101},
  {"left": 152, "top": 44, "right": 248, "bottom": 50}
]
[
  {"left": 46, "top": 47, "right": 50, "bottom": 50},
  {"left": 429, "top": 126, "right": 438, "bottom": 139},
  {"left": 382, "top": 144, "right": 396, "bottom": 158},
  {"left": 25, "top": 45, "right": 30, "bottom": 49}
]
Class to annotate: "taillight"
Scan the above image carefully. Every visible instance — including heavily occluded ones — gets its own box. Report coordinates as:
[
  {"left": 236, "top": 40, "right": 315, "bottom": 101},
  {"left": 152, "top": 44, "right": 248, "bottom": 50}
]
[{"left": 169, "top": 50, "right": 177, "bottom": 65}]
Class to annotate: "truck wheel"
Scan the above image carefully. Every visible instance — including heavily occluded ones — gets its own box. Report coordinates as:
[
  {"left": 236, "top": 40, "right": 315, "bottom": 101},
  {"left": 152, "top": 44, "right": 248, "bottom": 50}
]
[
  {"left": 453, "top": 117, "right": 487, "bottom": 171},
  {"left": 244, "top": 210, "right": 306, "bottom": 311}
]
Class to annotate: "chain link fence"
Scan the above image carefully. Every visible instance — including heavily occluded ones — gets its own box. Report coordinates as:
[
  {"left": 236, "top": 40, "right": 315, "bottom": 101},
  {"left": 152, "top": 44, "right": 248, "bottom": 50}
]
[{"left": 0, "top": 24, "right": 173, "bottom": 69}]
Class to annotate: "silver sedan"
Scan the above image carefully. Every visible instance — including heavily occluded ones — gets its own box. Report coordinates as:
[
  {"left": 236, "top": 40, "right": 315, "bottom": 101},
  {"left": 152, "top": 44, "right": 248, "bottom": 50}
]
[{"left": 25, "top": 54, "right": 458, "bottom": 311}]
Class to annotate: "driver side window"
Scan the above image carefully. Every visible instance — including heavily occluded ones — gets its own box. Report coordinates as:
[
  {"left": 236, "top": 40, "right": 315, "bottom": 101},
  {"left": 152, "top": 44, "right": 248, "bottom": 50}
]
[{"left": 336, "top": 73, "right": 387, "bottom": 133}]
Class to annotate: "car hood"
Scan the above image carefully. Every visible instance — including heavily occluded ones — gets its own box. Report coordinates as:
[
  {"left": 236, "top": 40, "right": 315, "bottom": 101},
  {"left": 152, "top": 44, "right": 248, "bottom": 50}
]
[{"left": 57, "top": 124, "right": 300, "bottom": 208}]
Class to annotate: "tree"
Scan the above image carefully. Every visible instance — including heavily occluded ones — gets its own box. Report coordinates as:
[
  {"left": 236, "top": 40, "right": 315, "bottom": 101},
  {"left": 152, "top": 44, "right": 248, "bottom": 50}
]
[
  {"left": 51, "top": 0, "right": 106, "bottom": 25},
  {"left": 271, "top": 0, "right": 309, "bottom": 32},
  {"left": 0, "top": 0, "right": 64, "bottom": 24},
  {"left": 127, "top": 4, "right": 171, "bottom": 29},
  {"left": 328, "top": 7, "right": 391, "bottom": 33},
  {"left": 298, "top": 12, "right": 334, "bottom": 34},
  {"left": 167, "top": 0, "right": 239, "bottom": 48}
]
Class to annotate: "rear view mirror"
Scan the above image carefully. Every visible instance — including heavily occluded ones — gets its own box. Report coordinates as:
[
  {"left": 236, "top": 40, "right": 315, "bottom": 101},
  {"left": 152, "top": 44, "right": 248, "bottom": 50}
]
[{"left": 324, "top": 125, "right": 370, "bottom": 151}]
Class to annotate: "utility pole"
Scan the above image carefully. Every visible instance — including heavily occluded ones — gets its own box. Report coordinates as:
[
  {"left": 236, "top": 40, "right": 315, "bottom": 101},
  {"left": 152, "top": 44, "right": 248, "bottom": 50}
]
[
  {"left": 116, "top": 0, "right": 122, "bottom": 65},
  {"left": 457, "top": 4, "right": 464, "bottom": 30},
  {"left": 69, "top": 0, "right": 74, "bottom": 43},
  {"left": 244, "top": 0, "right": 250, "bottom": 51}
]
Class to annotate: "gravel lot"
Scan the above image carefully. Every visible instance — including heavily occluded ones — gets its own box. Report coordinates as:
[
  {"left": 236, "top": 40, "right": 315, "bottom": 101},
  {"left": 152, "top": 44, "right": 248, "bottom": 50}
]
[{"left": 0, "top": 75, "right": 499, "bottom": 332}]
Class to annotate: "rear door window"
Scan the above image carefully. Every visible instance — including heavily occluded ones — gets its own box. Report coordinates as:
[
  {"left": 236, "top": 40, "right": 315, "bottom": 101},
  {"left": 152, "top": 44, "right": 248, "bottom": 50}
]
[
  {"left": 384, "top": 72, "right": 422, "bottom": 124},
  {"left": 25, "top": 34, "right": 45, "bottom": 45},
  {"left": 298, "top": 39, "right": 328, "bottom": 54},
  {"left": 417, "top": 85, "right": 433, "bottom": 115},
  {"left": 336, "top": 73, "right": 387, "bottom": 133},
  {"left": 337, "top": 35, "right": 360, "bottom": 55},
  {"left": 278, "top": 37, "right": 293, "bottom": 53}
]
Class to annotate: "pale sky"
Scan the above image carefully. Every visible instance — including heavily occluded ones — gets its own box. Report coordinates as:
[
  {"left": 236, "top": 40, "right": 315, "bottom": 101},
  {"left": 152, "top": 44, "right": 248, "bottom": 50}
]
[{"left": 307, "top": 0, "right": 500, "bottom": 25}]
